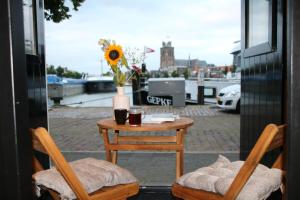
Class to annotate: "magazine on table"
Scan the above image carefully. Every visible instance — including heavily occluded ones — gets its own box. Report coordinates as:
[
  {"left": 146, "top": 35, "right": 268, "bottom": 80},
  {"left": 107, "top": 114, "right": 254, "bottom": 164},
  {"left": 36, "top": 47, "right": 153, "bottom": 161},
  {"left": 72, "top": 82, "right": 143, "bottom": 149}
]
[{"left": 142, "top": 113, "right": 180, "bottom": 124}]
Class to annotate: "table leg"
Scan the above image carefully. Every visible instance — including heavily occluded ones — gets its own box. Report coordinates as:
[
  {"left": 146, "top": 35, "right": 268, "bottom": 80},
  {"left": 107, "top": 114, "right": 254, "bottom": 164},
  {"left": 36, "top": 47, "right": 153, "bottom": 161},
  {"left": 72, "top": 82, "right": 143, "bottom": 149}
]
[
  {"left": 101, "top": 128, "right": 112, "bottom": 162},
  {"left": 176, "top": 129, "right": 185, "bottom": 180},
  {"left": 112, "top": 130, "right": 119, "bottom": 164}
]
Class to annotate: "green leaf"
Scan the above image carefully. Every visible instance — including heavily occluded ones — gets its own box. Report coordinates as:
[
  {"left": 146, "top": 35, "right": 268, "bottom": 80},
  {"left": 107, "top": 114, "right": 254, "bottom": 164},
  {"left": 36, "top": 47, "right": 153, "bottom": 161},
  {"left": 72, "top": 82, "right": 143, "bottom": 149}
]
[
  {"left": 113, "top": 74, "right": 118, "bottom": 86},
  {"left": 116, "top": 72, "right": 126, "bottom": 86},
  {"left": 111, "top": 65, "right": 118, "bottom": 73},
  {"left": 121, "top": 55, "right": 129, "bottom": 69}
]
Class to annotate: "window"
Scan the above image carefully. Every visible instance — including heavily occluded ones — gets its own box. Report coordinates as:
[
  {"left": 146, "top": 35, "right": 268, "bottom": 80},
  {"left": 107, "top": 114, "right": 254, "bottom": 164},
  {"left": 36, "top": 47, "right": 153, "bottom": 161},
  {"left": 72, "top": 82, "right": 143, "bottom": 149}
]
[
  {"left": 23, "top": 0, "right": 37, "bottom": 55},
  {"left": 244, "top": 0, "right": 276, "bottom": 57},
  {"left": 248, "top": 0, "right": 269, "bottom": 47}
]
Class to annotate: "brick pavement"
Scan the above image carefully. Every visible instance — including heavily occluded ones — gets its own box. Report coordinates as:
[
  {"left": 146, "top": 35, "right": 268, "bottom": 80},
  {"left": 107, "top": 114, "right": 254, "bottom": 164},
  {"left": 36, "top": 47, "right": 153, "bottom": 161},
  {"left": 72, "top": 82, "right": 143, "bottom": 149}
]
[
  {"left": 48, "top": 105, "right": 240, "bottom": 185},
  {"left": 49, "top": 105, "right": 240, "bottom": 152}
]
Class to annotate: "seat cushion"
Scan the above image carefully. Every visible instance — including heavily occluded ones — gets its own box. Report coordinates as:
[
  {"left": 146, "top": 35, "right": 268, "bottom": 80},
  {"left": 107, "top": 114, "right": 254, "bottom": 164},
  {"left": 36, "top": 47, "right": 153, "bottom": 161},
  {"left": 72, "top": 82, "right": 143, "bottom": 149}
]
[
  {"left": 33, "top": 158, "right": 138, "bottom": 200},
  {"left": 177, "top": 155, "right": 282, "bottom": 200}
]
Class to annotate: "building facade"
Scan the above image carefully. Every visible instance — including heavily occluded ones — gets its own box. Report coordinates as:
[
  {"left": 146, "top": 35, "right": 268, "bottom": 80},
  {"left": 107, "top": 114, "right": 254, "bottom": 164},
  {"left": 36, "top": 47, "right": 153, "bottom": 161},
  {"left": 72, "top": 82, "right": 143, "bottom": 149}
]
[
  {"left": 160, "top": 41, "right": 207, "bottom": 77},
  {"left": 160, "top": 41, "right": 175, "bottom": 69}
]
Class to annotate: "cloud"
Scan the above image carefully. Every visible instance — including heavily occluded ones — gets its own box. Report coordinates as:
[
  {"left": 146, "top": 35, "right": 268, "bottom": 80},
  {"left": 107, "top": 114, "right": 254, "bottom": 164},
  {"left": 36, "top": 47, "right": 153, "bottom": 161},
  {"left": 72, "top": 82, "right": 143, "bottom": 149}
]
[{"left": 45, "top": 0, "right": 240, "bottom": 74}]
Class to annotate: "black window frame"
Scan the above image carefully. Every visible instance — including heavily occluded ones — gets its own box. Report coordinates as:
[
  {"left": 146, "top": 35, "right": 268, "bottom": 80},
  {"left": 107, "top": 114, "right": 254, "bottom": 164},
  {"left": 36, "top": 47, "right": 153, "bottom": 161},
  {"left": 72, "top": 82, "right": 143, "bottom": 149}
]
[{"left": 244, "top": 0, "right": 277, "bottom": 57}]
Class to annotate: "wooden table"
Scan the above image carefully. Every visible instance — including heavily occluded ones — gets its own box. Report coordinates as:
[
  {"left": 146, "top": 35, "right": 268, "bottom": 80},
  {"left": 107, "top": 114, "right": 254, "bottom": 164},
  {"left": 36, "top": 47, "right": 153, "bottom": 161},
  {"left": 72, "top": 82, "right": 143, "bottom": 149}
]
[{"left": 97, "top": 117, "right": 193, "bottom": 179}]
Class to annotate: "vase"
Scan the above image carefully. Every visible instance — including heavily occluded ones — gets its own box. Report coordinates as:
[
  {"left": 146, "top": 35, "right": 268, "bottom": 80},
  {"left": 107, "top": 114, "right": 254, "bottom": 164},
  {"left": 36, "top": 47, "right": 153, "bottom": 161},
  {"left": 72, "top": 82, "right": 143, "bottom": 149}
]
[{"left": 113, "top": 86, "right": 130, "bottom": 112}]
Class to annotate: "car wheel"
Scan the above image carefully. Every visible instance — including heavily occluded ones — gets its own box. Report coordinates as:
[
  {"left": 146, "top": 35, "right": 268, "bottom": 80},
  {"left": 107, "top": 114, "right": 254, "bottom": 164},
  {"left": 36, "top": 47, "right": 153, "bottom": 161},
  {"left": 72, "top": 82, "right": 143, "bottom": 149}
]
[{"left": 236, "top": 100, "right": 240, "bottom": 113}]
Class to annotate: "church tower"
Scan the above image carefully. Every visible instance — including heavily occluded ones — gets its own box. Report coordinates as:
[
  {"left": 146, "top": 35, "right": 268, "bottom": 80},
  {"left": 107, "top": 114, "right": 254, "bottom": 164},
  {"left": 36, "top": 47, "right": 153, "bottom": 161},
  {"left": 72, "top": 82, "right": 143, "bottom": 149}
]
[{"left": 160, "top": 41, "right": 175, "bottom": 69}]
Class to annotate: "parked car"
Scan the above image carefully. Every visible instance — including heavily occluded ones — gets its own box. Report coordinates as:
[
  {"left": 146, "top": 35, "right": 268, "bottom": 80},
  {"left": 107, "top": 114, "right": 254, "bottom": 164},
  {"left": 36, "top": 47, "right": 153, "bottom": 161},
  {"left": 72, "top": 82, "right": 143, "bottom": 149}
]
[{"left": 216, "top": 84, "right": 240, "bottom": 112}]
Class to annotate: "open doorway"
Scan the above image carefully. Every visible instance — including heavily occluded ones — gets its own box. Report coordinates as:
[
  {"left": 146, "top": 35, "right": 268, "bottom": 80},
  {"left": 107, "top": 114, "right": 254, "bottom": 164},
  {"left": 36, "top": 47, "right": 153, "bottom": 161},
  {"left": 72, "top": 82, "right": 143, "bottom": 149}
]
[
  {"left": 0, "top": 0, "right": 296, "bottom": 199},
  {"left": 46, "top": 0, "right": 241, "bottom": 190}
]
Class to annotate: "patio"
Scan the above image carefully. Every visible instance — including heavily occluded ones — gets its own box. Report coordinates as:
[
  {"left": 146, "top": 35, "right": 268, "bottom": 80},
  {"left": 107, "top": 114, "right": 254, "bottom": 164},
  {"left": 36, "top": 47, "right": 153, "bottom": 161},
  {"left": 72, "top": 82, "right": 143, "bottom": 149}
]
[{"left": 49, "top": 105, "right": 240, "bottom": 185}]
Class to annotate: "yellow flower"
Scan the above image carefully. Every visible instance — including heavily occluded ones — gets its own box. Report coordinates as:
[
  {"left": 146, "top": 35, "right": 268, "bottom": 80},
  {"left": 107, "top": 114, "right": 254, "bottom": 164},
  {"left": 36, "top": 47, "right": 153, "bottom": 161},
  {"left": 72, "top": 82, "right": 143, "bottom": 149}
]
[{"left": 104, "top": 44, "right": 123, "bottom": 66}]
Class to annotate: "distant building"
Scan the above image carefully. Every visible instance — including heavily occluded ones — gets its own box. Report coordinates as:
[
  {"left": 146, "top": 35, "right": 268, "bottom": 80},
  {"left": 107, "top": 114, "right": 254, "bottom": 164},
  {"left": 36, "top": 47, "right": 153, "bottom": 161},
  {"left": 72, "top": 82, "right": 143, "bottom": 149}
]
[
  {"left": 206, "top": 65, "right": 234, "bottom": 78},
  {"left": 231, "top": 41, "right": 241, "bottom": 69},
  {"left": 149, "top": 70, "right": 161, "bottom": 78},
  {"left": 160, "top": 41, "right": 175, "bottom": 68},
  {"left": 160, "top": 41, "right": 208, "bottom": 76},
  {"left": 159, "top": 65, "right": 188, "bottom": 77}
]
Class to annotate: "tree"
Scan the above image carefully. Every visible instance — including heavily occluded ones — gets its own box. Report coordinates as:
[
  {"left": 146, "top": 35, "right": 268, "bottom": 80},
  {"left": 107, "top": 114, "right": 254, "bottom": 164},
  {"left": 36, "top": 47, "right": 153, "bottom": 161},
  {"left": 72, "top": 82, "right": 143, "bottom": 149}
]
[
  {"left": 183, "top": 68, "right": 189, "bottom": 79},
  {"left": 47, "top": 65, "right": 56, "bottom": 74},
  {"left": 154, "top": 73, "right": 160, "bottom": 78},
  {"left": 44, "top": 0, "right": 85, "bottom": 23},
  {"left": 171, "top": 70, "right": 179, "bottom": 77},
  {"left": 56, "top": 66, "right": 65, "bottom": 77},
  {"left": 63, "top": 70, "right": 82, "bottom": 79},
  {"left": 232, "top": 65, "right": 237, "bottom": 73},
  {"left": 162, "top": 71, "right": 169, "bottom": 78},
  {"left": 103, "top": 71, "right": 113, "bottom": 76}
]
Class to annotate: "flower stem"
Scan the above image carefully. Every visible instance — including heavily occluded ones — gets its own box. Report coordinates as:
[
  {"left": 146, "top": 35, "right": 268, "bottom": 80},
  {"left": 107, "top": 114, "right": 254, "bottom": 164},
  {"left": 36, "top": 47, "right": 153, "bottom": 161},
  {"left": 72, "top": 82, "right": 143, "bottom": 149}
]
[{"left": 126, "top": 71, "right": 136, "bottom": 81}]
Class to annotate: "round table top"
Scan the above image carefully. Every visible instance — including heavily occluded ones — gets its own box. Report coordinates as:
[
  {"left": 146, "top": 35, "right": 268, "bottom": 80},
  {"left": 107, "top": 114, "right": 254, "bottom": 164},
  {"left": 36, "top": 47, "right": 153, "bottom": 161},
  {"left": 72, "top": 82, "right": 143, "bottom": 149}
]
[{"left": 97, "top": 117, "right": 194, "bottom": 132}]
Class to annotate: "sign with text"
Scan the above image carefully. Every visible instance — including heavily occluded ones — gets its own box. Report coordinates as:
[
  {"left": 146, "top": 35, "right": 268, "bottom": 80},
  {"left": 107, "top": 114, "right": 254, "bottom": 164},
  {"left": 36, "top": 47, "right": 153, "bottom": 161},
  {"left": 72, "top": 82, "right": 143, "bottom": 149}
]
[{"left": 146, "top": 95, "right": 173, "bottom": 106}]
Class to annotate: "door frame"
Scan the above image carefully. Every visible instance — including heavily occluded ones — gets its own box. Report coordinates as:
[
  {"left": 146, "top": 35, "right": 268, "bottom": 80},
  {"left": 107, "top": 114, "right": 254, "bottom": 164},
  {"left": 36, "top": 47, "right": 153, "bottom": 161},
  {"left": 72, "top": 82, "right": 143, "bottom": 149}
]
[
  {"left": 1, "top": 0, "right": 300, "bottom": 199},
  {"left": 286, "top": 0, "right": 300, "bottom": 199},
  {"left": 0, "top": 0, "right": 32, "bottom": 199}
]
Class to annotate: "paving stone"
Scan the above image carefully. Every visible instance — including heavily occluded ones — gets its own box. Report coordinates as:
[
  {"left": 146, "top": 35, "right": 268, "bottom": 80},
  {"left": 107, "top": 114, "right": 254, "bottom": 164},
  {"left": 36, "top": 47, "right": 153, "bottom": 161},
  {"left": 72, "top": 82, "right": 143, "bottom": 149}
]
[
  {"left": 48, "top": 105, "right": 240, "bottom": 185},
  {"left": 49, "top": 105, "right": 240, "bottom": 152}
]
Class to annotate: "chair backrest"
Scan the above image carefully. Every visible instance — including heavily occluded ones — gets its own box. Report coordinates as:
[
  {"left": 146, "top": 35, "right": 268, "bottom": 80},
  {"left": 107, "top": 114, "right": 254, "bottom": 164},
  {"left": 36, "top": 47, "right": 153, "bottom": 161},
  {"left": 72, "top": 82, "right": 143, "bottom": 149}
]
[
  {"left": 31, "top": 127, "right": 91, "bottom": 200},
  {"left": 224, "top": 124, "right": 286, "bottom": 200}
]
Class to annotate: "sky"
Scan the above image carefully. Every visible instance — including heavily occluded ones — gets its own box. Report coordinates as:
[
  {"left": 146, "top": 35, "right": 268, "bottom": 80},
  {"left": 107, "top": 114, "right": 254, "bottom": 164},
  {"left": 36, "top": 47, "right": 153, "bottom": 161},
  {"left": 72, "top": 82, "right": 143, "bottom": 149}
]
[{"left": 45, "top": 0, "right": 241, "bottom": 75}]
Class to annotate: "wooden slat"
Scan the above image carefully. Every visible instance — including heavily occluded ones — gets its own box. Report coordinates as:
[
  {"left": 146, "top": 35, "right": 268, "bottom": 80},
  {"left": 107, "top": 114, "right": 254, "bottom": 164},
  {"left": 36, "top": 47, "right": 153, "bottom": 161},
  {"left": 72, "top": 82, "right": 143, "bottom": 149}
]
[
  {"left": 47, "top": 189, "right": 61, "bottom": 200},
  {"left": 33, "top": 128, "right": 91, "bottom": 200},
  {"left": 272, "top": 152, "right": 284, "bottom": 169},
  {"left": 90, "top": 183, "right": 139, "bottom": 200},
  {"left": 31, "top": 127, "right": 139, "bottom": 200},
  {"left": 223, "top": 124, "right": 281, "bottom": 200},
  {"left": 97, "top": 117, "right": 193, "bottom": 132},
  {"left": 172, "top": 124, "right": 286, "bottom": 200},
  {"left": 32, "top": 157, "right": 44, "bottom": 173},
  {"left": 112, "top": 130, "right": 119, "bottom": 164},
  {"left": 101, "top": 128, "right": 112, "bottom": 162},
  {"left": 172, "top": 183, "right": 223, "bottom": 200},
  {"left": 32, "top": 133, "right": 48, "bottom": 155},
  {"left": 176, "top": 129, "right": 184, "bottom": 180},
  {"left": 118, "top": 136, "right": 177, "bottom": 143},
  {"left": 268, "top": 125, "right": 285, "bottom": 152},
  {"left": 108, "top": 144, "right": 183, "bottom": 151}
]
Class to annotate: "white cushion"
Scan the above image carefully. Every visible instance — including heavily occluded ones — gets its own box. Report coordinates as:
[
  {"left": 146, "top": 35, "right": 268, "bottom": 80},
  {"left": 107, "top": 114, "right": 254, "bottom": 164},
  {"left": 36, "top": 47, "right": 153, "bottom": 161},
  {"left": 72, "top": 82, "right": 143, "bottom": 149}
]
[
  {"left": 33, "top": 158, "right": 138, "bottom": 200},
  {"left": 177, "top": 155, "right": 282, "bottom": 200}
]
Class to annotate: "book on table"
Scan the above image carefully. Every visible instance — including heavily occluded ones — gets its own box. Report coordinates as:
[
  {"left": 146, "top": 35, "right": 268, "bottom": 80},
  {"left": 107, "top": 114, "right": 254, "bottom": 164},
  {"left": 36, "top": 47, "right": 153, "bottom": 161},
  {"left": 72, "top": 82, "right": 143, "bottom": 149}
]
[{"left": 142, "top": 113, "right": 180, "bottom": 123}]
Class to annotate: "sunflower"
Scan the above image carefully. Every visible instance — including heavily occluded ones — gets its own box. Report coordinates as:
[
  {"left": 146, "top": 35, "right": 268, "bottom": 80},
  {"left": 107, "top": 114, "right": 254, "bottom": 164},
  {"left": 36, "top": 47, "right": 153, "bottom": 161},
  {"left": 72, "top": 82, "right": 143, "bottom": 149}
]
[{"left": 104, "top": 44, "right": 123, "bottom": 66}]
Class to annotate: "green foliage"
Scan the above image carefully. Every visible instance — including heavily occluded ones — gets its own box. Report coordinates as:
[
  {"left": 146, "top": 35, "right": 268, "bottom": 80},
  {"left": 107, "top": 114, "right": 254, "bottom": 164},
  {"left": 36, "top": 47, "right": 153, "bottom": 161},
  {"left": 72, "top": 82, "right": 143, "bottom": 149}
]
[
  {"left": 56, "top": 66, "right": 65, "bottom": 77},
  {"left": 63, "top": 70, "right": 82, "bottom": 79},
  {"left": 113, "top": 71, "right": 126, "bottom": 87},
  {"left": 171, "top": 70, "right": 179, "bottom": 77},
  {"left": 47, "top": 65, "right": 84, "bottom": 79},
  {"left": 154, "top": 73, "right": 160, "bottom": 78},
  {"left": 44, "top": 0, "right": 85, "bottom": 23},
  {"left": 47, "top": 65, "right": 56, "bottom": 74},
  {"left": 143, "top": 72, "right": 150, "bottom": 79},
  {"left": 183, "top": 68, "right": 189, "bottom": 79},
  {"left": 102, "top": 71, "right": 113, "bottom": 76},
  {"left": 232, "top": 65, "right": 237, "bottom": 73},
  {"left": 162, "top": 71, "right": 169, "bottom": 78}
]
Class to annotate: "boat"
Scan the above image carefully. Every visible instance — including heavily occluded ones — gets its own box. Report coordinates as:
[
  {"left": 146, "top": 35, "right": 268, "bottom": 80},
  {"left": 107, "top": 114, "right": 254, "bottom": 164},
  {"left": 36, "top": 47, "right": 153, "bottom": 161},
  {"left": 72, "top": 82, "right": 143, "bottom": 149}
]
[
  {"left": 84, "top": 75, "right": 116, "bottom": 93},
  {"left": 47, "top": 74, "right": 87, "bottom": 104}
]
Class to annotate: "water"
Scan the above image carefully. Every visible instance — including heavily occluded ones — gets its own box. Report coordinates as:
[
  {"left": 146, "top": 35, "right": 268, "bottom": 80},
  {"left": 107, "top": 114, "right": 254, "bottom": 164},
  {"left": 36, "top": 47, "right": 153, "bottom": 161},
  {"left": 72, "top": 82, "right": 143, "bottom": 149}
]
[
  {"left": 49, "top": 86, "right": 133, "bottom": 107},
  {"left": 48, "top": 79, "right": 240, "bottom": 107}
]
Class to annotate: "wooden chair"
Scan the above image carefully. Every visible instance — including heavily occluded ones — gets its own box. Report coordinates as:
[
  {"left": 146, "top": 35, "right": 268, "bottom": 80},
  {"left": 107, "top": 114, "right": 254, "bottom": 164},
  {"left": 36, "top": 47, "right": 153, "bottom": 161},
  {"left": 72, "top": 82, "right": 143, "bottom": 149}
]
[
  {"left": 172, "top": 124, "right": 286, "bottom": 200},
  {"left": 31, "top": 127, "right": 139, "bottom": 200}
]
